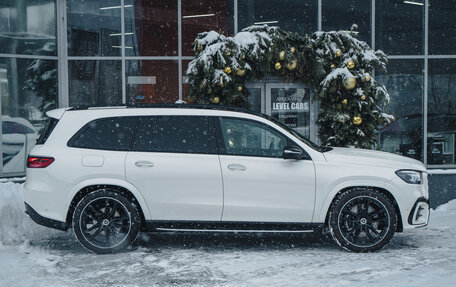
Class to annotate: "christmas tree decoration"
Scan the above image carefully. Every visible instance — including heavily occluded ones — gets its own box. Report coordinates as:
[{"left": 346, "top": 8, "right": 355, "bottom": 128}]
[
  {"left": 353, "top": 116, "right": 362, "bottom": 125},
  {"left": 343, "top": 77, "right": 357, "bottom": 90},
  {"left": 212, "top": 96, "right": 220, "bottom": 104},
  {"left": 286, "top": 60, "right": 297, "bottom": 71},
  {"left": 275, "top": 62, "right": 282, "bottom": 70},
  {"left": 186, "top": 25, "right": 392, "bottom": 148},
  {"left": 225, "top": 49, "right": 231, "bottom": 56},
  {"left": 346, "top": 60, "right": 355, "bottom": 69},
  {"left": 236, "top": 68, "right": 246, "bottom": 76}
]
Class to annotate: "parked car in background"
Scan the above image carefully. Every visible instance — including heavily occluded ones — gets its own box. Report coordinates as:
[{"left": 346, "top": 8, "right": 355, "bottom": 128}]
[
  {"left": 2, "top": 116, "right": 38, "bottom": 175},
  {"left": 24, "top": 105, "right": 429, "bottom": 254}
]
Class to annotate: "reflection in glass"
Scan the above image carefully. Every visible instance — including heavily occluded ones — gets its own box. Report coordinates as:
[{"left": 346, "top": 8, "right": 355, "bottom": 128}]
[
  {"left": 429, "top": 0, "right": 456, "bottom": 55},
  {"left": 0, "top": 0, "right": 56, "bottom": 55},
  {"left": 376, "top": 60, "right": 423, "bottom": 161},
  {"left": 376, "top": 0, "right": 423, "bottom": 55},
  {"left": 67, "top": 0, "right": 121, "bottom": 56},
  {"left": 238, "top": 0, "right": 317, "bottom": 35},
  {"left": 126, "top": 60, "right": 178, "bottom": 104},
  {"left": 1, "top": 57, "right": 57, "bottom": 175},
  {"left": 322, "top": 0, "right": 371, "bottom": 45},
  {"left": 124, "top": 0, "right": 178, "bottom": 56},
  {"left": 182, "top": 0, "right": 233, "bottom": 56},
  {"left": 247, "top": 88, "right": 262, "bottom": 114},
  {"left": 427, "top": 59, "right": 456, "bottom": 165},
  {"left": 270, "top": 87, "right": 311, "bottom": 138},
  {"left": 69, "top": 60, "right": 122, "bottom": 106}
]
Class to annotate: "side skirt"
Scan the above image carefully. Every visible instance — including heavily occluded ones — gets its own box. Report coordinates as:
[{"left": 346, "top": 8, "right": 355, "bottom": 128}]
[{"left": 144, "top": 221, "right": 324, "bottom": 233}]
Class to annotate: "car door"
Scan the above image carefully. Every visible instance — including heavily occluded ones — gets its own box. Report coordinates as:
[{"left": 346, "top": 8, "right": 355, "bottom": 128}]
[
  {"left": 217, "top": 116, "right": 316, "bottom": 223},
  {"left": 125, "top": 115, "right": 224, "bottom": 221}
]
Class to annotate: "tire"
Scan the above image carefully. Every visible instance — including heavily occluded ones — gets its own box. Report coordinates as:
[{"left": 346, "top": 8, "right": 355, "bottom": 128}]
[
  {"left": 329, "top": 188, "right": 397, "bottom": 252},
  {"left": 72, "top": 189, "right": 141, "bottom": 254}
]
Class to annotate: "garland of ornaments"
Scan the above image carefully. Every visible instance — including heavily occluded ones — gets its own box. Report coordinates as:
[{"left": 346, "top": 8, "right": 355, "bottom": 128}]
[{"left": 186, "top": 25, "right": 394, "bottom": 148}]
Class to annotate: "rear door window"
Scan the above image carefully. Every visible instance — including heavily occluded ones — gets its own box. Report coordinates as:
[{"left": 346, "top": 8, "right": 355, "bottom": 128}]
[
  {"left": 132, "top": 116, "right": 215, "bottom": 154},
  {"left": 68, "top": 117, "right": 138, "bottom": 151}
]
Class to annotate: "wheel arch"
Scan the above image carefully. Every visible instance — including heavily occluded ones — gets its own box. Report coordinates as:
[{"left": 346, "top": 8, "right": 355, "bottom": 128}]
[
  {"left": 65, "top": 180, "right": 151, "bottom": 229},
  {"left": 322, "top": 186, "right": 403, "bottom": 232}
]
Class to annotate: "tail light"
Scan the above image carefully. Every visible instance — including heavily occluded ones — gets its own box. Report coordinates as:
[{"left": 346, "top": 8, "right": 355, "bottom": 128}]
[{"left": 27, "top": 156, "right": 55, "bottom": 168}]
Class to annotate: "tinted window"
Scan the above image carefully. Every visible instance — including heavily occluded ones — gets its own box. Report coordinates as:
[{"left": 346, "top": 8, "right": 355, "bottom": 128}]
[
  {"left": 132, "top": 116, "right": 213, "bottom": 154},
  {"left": 36, "top": 118, "right": 59, "bottom": 145},
  {"left": 69, "top": 117, "right": 137, "bottom": 151},
  {"left": 2, "top": 121, "right": 36, "bottom": 135},
  {"left": 219, "top": 117, "right": 288, "bottom": 158}
]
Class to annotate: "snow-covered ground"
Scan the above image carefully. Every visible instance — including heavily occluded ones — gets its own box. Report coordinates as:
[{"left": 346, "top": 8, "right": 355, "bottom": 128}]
[{"left": 1, "top": 181, "right": 455, "bottom": 287}]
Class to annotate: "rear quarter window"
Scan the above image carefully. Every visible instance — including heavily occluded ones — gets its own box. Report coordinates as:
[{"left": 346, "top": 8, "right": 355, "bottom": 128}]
[
  {"left": 68, "top": 117, "right": 138, "bottom": 151},
  {"left": 36, "top": 118, "right": 59, "bottom": 145}
]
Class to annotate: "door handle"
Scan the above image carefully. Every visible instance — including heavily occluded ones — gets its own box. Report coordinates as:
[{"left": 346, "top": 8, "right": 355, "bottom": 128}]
[
  {"left": 135, "top": 161, "right": 155, "bottom": 168},
  {"left": 227, "top": 163, "right": 247, "bottom": 171}
]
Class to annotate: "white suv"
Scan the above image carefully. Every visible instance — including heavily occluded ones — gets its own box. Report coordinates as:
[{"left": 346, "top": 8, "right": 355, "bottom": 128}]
[{"left": 24, "top": 105, "right": 429, "bottom": 254}]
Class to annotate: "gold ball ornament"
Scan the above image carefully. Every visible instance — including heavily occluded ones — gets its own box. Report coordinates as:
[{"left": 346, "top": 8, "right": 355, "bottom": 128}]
[
  {"left": 236, "top": 68, "right": 246, "bottom": 76},
  {"left": 279, "top": 51, "right": 285, "bottom": 60},
  {"left": 197, "top": 44, "right": 203, "bottom": 51},
  {"left": 224, "top": 66, "right": 232, "bottom": 74},
  {"left": 237, "top": 85, "right": 243, "bottom": 92},
  {"left": 346, "top": 60, "right": 355, "bottom": 69},
  {"left": 361, "top": 95, "right": 366, "bottom": 101},
  {"left": 353, "top": 116, "right": 362, "bottom": 125},
  {"left": 364, "top": 74, "right": 371, "bottom": 82},
  {"left": 212, "top": 96, "right": 220, "bottom": 104},
  {"left": 207, "top": 88, "right": 212, "bottom": 94},
  {"left": 330, "top": 64, "right": 335, "bottom": 69},
  {"left": 275, "top": 62, "right": 282, "bottom": 70},
  {"left": 285, "top": 60, "right": 297, "bottom": 71},
  {"left": 342, "top": 99, "right": 348, "bottom": 105},
  {"left": 225, "top": 50, "right": 231, "bottom": 56},
  {"left": 343, "top": 77, "right": 357, "bottom": 90},
  {"left": 241, "top": 54, "right": 246, "bottom": 60},
  {"left": 336, "top": 49, "right": 342, "bottom": 57},
  {"left": 200, "top": 82, "right": 207, "bottom": 88},
  {"left": 290, "top": 47, "right": 296, "bottom": 53}
]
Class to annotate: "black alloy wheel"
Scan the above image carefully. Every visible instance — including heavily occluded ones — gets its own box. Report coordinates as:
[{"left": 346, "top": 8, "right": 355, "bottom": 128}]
[
  {"left": 329, "top": 188, "right": 397, "bottom": 252},
  {"left": 72, "top": 189, "right": 141, "bottom": 254}
]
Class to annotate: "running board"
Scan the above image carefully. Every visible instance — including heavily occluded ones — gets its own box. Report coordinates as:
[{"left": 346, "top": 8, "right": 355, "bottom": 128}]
[{"left": 144, "top": 220, "right": 323, "bottom": 233}]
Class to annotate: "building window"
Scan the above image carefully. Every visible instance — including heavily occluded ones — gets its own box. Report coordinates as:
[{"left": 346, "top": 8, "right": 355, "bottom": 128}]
[
  {"left": 126, "top": 60, "right": 178, "bottom": 104},
  {"left": 322, "top": 0, "right": 371, "bottom": 46},
  {"left": 182, "top": 0, "right": 234, "bottom": 56},
  {"left": 67, "top": 0, "right": 122, "bottom": 56},
  {"left": 0, "top": 0, "right": 57, "bottom": 56},
  {"left": 69, "top": 60, "right": 122, "bottom": 106},
  {"left": 429, "top": 0, "right": 456, "bottom": 55},
  {"left": 376, "top": 0, "right": 424, "bottom": 55},
  {"left": 377, "top": 60, "right": 424, "bottom": 161},
  {"left": 238, "top": 0, "right": 317, "bottom": 34},
  {"left": 124, "top": 0, "right": 178, "bottom": 56},
  {"left": 428, "top": 59, "right": 456, "bottom": 165}
]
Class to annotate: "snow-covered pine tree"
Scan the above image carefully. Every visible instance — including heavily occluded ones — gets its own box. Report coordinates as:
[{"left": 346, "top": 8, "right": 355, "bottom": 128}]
[{"left": 186, "top": 24, "right": 394, "bottom": 149}]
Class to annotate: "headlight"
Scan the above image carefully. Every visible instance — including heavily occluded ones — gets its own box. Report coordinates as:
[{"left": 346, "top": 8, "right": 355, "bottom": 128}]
[{"left": 395, "top": 170, "right": 422, "bottom": 184}]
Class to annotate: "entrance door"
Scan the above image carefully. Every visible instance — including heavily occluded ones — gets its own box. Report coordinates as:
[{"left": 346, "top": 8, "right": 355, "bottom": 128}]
[{"left": 246, "top": 82, "right": 317, "bottom": 143}]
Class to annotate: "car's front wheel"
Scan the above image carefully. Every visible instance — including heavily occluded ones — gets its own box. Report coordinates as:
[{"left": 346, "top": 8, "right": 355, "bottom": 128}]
[
  {"left": 329, "top": 188, "right": 397, "bottom": 252},
  {"left": 72, "top": 189, "right": 141, "bottom": 254}
]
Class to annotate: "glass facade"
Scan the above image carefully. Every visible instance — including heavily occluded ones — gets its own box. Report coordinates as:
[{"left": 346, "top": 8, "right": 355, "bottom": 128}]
[{"left": 1, "top": 0, "right": 456, "bottom": 176}]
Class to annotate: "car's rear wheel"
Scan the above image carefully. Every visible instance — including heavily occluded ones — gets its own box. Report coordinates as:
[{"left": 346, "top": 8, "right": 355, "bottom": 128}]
[
  {"left": 329, "top": 188, "right": 397, "bottom": 252},
  {"left": 72, "top": 189, "right": 140, "bottom": 254}
]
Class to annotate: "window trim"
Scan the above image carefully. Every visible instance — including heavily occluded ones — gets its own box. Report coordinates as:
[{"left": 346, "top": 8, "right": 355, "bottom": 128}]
[
  {"left": 215, "top": 116, "right": 311, "bottom": 160},
  {"left": 67, "top": 116, "right": 139, "bottom": 151}
]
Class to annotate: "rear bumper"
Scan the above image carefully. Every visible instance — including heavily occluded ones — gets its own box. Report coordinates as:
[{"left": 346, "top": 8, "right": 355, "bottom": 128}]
[{"left": 25, "top": 202, "right": 68, "bottom": 231}]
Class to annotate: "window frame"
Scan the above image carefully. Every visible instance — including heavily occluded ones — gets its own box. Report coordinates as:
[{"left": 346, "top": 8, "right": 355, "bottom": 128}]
[{"left": 214, "top": 116, "right": 311, "bottom": 160}]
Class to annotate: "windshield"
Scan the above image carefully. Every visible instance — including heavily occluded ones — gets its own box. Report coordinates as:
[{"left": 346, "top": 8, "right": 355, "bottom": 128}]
[{"left": 265, "top": 115, "right": 332, "bottom": 152}]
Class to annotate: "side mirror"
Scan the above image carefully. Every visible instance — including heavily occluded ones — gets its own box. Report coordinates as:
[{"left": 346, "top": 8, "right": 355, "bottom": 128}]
[{"left": 283, "top": 145, "right": 304, "bottom": 160}]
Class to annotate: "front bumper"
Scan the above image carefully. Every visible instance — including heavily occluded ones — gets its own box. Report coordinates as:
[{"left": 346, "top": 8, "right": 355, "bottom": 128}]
[
  {"left": 25, "top": 202, "right": 68, "bottom": 231},
  {"left": 407, "top": 197, "right": 430, "bottom": 227}
]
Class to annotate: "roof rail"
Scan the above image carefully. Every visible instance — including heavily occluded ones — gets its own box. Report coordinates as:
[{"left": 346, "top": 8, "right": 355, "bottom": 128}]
[{"left": 67, "top": 103, "right": 261, "bottom": 116}]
